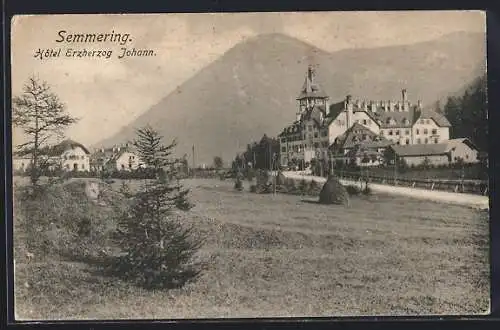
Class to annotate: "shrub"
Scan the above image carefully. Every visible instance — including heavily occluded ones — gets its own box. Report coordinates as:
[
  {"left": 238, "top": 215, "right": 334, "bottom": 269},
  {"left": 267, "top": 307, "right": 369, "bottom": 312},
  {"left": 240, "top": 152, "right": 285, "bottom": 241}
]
[
  {"left": 298, "top": 179, "right": 308, "bottom": 194},
  {"left": 234, "top": 178, "right": 243, "bottom": 191},
  {"left": 309, "top": 180, "right": 319, "bottom": 195},
  {"left": 345, "top": 184, "right": 362, "bottom": 195},
  {"left": 14, "top": 181, "right": 119, "bottom": 261},
  {"left": 285, "top": 179, "right": 297, "bottom": 193},
  {"left": 119, "top": 181, "right": 132, "bottom": 198}
]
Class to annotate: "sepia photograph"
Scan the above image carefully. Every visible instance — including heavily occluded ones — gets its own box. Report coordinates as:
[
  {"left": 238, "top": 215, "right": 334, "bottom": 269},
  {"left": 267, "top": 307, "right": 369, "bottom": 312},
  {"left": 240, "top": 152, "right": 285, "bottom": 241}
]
[{"left": 10, "top": 11, "right": 489, "bottom": 320}]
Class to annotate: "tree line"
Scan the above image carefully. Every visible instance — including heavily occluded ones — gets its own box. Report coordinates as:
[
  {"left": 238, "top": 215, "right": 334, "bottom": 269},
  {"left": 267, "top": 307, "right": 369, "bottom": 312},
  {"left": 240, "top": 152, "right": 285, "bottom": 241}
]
[
  {"left": 232, "top": 134, "right": 280, "bottom": 171},
  {"left": 441, "top": 74, "right": 487, "bottom": 152}
]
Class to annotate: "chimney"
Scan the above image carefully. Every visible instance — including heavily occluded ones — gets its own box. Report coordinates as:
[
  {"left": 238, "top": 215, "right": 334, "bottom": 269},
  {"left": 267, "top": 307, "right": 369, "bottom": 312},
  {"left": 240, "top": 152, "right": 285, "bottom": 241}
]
[
  {"left": 355, "top": 99, "right": 361, "bottom": 108},
  {"left": 417, "top": 100, "right": 422, "bottom": 109},
  {"left": 388, "top": 100, "right": 393, "bottom": 111},
  {"left": 363, "top": 101, "right": 368, "bottom": 111},
  {"left": 371, "top": 101, "right": 377, "bottom": 112},
  {"left": 346, "top": 95, "right": 352, "bottom": 104},
  {"left": 402, "top": 89, "right": 407, "bottom": 103}
]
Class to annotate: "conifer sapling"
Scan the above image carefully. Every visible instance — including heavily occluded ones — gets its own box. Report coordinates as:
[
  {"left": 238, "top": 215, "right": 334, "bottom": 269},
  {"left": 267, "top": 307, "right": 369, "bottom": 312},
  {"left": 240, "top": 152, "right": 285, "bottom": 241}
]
[{"left": 113, "top": 126, "right": 203, "bottom": 289}]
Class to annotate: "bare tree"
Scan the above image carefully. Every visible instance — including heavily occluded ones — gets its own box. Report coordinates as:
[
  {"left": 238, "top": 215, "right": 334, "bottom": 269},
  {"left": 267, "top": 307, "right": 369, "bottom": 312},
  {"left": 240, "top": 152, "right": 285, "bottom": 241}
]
[{"left": 12, "top": 76, "right": 78, "bottom": 185}]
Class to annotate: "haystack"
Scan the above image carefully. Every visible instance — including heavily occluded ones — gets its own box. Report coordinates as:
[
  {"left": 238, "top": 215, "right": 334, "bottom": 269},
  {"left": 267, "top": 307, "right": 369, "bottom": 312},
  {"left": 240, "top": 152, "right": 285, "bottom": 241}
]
[{"left": 319, "top": 175, "right": 350, "bottom": 206}]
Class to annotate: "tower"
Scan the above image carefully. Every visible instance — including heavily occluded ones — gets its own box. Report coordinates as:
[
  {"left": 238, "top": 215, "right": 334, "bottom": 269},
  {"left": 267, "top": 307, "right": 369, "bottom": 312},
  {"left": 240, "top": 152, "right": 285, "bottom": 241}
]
[{"left": 296, "top": 65, "right": 329, "bottom": 120}]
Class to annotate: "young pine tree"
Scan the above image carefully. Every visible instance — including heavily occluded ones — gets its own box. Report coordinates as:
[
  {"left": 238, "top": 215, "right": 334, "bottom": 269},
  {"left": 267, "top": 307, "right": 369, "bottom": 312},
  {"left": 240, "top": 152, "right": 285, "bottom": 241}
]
[{"left": 112, "top": 126, "right": 203, "bottom": 289}]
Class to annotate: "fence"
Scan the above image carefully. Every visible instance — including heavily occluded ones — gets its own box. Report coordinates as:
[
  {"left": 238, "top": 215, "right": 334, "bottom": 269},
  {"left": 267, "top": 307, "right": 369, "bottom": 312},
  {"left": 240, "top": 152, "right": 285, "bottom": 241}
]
[{"left": 333, "top": 171, "right": 488, "bottom": 196}]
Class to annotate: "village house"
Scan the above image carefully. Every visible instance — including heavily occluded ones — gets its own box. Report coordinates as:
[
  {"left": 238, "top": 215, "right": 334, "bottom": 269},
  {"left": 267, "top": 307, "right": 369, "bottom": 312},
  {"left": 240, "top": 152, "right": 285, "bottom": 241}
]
[
  {"left": 12, "top": 156, "right": 33, "bottom": 173},
  {"left": 90, "top": 144, "right": 143, "bottom": 172},
  {"left": 278, "top": 65, "right": 452, "bottom": 168},
  {"left": 329, "top": 123, "right": 393, "bottom": 167},
  {"left": 13, "top": 139, "right": 91, "bottom": 172},
  {"left": 389, "top": 138, "right": 480, "bottom": 167}
]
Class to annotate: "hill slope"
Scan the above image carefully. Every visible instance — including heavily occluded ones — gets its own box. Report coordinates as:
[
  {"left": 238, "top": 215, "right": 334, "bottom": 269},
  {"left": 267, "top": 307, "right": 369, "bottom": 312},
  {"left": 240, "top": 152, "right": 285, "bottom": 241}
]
[{"left": 96, "top": 32, "right": 486, "bottom": 165}]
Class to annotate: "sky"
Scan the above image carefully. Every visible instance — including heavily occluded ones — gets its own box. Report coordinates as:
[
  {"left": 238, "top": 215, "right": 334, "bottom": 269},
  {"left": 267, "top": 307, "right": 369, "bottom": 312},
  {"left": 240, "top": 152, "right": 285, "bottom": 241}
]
[{"left": 11, "top": 11, "right": 486, "bottom": 147}]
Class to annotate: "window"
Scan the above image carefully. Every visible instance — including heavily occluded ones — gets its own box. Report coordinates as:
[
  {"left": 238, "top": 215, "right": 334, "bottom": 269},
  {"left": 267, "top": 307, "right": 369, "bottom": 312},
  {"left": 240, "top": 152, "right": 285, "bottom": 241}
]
[
  {"left": 405, "top": 139, "right": 410, "bottom": 144},
  {"left": 81, "top": 164, "right": 85, "bottom": 169},
  {"left": 314, "top": 142, "right": 319, "bottom": 148},
  {"left": 417, "top": 138, "right": 421, "bottom": 144},
  {"left": 466, "top": 154, "right": 469, "bottom": 159},
  {"left": 432, "top": 129, "right": 437, "bottom": 135},
  {"left": 129, "top": 164, "right": 132, "bottom": 168},
  {"left": 362, "top": 134, "right": 367, "bottom": 140},
  {"left": 281, "top": 146, "right": 286, "bottom": 152},
  {"left": 81, "top": 156, "right": 85, "bottom": 160},
  {"left": 308, "top": 125, "right": 312, "bottom": 131},
  {"left": 380, "top": 130, "right": 384, "bottom": 135},
  {"left": 434, "top": 138, "right": 438, "bottom": 144},
  {"left": 416, "top": 129, "right": 420, "bottom": 135},
  {"left": 426, "top": 119, "right": 430, "bottom": 124},
  {"left": 424, "top": 129, "right": 428, "bottom": 135},
  {"left": 424, "top": 138, "right": 429, "bottom": 144},
  {"left": 363, "top": 119, "right": 367, "bottom": 125},
  {"left": 314, "top": 132, "right": 318, "bottom": 138},
  {"left": 405, "top": 130, "right": 410, "bottom": 135},
  {"left": 395, "top": 130, "right": 400, "bottom": 136},
  {"left": 389, "top": 130, "right": 393, "bottom": 136},
  {"left": 121, "top": 164, "right": 125, "bottom": 170},
  {"left": 396, "top": 141, "right": 400, "bottom": 145}
]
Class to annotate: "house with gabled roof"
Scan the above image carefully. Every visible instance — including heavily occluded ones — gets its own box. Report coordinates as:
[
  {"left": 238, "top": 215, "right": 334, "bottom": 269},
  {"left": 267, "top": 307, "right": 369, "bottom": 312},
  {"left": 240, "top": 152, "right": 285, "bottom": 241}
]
[
  {"left": 329, "top": 123, "right": 393, "bottom": 166},
  {"left": 389, "top": 138, "right": 479, "bottom": 167},
  {"left": 90, "top": 144, "right": 143, "bottom": 172},
  {"left": 278, "top": 65, "right": 452, "bottom": 168},
  {"left": 13, "top": 139, "right": 91, "bottom": 172}
]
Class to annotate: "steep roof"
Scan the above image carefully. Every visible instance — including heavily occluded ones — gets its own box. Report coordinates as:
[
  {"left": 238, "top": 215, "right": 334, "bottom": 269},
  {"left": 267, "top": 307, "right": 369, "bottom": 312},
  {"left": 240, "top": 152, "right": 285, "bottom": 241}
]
[
  {"left": 301, "top": 105, "right": 326, "bottom": 126},
  {"left": 444, "top": 138, "right": 478, "bottom": 151},
  {"left": 392, "top": 138, "right": 476, "bottom": 157},
  {"left": 16, "top": 139, "right": 90, "bottom": 157},
  {"left": 278, "top": 121, "right": 303, "bottom": 137},
  {"left": 391, "top": 143, "right": 449, "bottom": 157},
  {"left": 296, "top": 65, "right": 328, "bottom": 100},
  {"left": 417, "top": 109, "right": 452, "bottom": 127},
  {"left": 330, "top": 123, "right": 388, "bottom": 150}
]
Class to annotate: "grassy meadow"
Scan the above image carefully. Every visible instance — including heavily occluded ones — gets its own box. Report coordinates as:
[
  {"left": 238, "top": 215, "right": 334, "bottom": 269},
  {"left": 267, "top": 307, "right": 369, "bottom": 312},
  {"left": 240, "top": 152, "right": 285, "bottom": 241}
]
[{"left": 13, "top": 177, "right": 490, "bottom": 319}]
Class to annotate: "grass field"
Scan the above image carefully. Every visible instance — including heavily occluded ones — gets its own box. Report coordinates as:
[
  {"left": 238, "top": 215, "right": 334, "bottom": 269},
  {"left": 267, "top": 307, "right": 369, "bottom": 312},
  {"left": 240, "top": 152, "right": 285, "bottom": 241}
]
[{"left": 14, "top": 178, "right": 490, "bottom": 319}]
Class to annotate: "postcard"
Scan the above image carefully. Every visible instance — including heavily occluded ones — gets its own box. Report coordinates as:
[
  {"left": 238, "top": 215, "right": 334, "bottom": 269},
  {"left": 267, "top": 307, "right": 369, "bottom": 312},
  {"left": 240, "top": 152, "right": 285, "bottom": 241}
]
[{"left": 10, "top": 11, "right": 489, "bottom": 320}]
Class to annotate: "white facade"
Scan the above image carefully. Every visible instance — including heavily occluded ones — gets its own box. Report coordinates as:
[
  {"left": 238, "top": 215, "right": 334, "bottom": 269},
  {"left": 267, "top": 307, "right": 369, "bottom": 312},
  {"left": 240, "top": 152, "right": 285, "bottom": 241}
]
[
  {"left": 412, "top": 117, "right": 450, "bottom": 145},
  {"left": 113, "top": 151, "right": 142, "bottom": 171},
  {"left": 61, "top": 146, "right": 90, "bottom": 171},
  {"left": 12, "top": 157, "right": 32, "bottom": 172}
]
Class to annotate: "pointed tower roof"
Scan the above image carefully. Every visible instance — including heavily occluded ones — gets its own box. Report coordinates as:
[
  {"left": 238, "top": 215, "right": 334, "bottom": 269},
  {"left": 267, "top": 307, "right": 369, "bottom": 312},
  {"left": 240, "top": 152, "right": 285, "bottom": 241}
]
[{"left": 296, "top": 65, "right": 328, "bottom": 100}]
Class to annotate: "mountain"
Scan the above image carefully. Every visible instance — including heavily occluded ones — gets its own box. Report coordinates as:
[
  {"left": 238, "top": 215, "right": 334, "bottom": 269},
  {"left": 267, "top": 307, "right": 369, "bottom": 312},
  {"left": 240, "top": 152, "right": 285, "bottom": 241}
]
[{"left": 95, "top": 31, "right": 486, "bottom": 166}]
